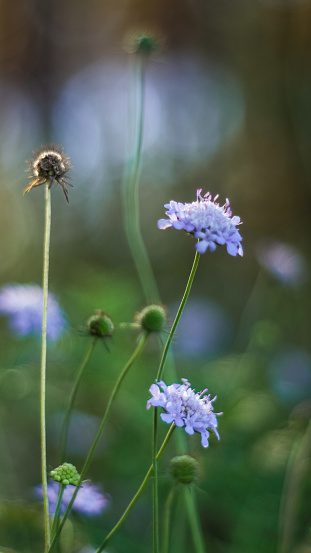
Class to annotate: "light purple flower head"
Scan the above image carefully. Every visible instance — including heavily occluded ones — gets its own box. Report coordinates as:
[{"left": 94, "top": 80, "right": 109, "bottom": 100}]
[
  {"left": 147, "top": 378, "right": 220, "bottom": 448},
  {"left": 158, "top": 189, "right": 243, "bottom": 256},
  {"left": 0, "top": 284, "right": 67, "bottom": 341},
  {"left": 34, "top": 480, "right": 110, "bottom": 516}
]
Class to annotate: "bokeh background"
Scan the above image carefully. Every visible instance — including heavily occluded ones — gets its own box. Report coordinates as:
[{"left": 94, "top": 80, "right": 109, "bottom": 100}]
[{"left": 1, "top": 0, "right": 311, "bottom": 552}]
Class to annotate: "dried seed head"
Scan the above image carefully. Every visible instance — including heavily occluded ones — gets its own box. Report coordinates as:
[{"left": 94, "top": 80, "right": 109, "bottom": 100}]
[{"left": 24, "top": 144, "right": 73, "bottom": 203}]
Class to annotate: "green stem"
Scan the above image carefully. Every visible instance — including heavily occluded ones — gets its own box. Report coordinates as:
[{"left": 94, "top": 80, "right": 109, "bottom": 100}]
[
  {"left": 48, "top": 332, "right": 148, "bottom": 553},
  {"left": 95, "top": 423, "right": 176, "bottom": 553},
  {"left": 152, "top": 250, "right": 200, "bottom": 553},
  {"left": 60, "top": 338, "right": 96, "bottom": 462},
  {"left": 41, "top": 183, "right": 51, "bottom": 551},
  {"left": 278, "top": 418, "right": 311, "bottom": 553},
  {"left": 185, "top": 487, "right": 206, "bottom": 553},
  {"left": 162, "top": 485, "right": 176, "bottom": 553},
  {"left": 153, "top": 407, "right": 159, "bottom": 553},
  {"left": 123, "top": 55, "right": 160, "bottom": 304},
  {"left": 156, "top": 250, "right": 200, "bottom": 382},
  {"left": 50, "top": 484, "right": 65, "bottom": 538}
]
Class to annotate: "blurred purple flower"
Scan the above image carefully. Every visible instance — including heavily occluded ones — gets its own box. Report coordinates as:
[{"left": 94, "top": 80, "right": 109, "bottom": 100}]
[
  {"left": 0, "top": 284, "right": 67, "bottom": 341},
  {"left": 147, "top": 378, "right": 220, "bottom": 447},
  {"left": 172, "top": 299, "right": 231, "bottom": 358},
  {"left": 35, "top": 480, "right": 110, "bottom": 516},
  {"left": 256, "top": 239, "right": 307, "bottom": 286},
  {"left": 158, "top": 189, "right": 243, "bottom": 256}
]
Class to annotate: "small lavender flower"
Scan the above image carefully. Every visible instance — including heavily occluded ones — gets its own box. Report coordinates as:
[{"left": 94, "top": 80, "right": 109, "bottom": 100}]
[
  {"left": 35, "top": 480, "right": 110, "bottom": 516},
  {"left": 147, "top": 378, "right": 220, "bottom": 447},
  {"left": 0, "top": 284, "right": 67, "bottom": 341},
  {"left": 158, "top": 189, "right": 243, "bottom": 256}
]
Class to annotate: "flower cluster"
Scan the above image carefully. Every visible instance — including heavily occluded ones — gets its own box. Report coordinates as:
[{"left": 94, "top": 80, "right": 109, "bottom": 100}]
[
  {"left": 158, "top": 189, "right": 243, "bottom": 256},
  {"left": 0, "top": 284, "right": 67, "bottom": 341},
  {"left": 35, "top": 481, "right": 110, "bottom": 516},
  {"left": 147, "top": 379, "right": 220, "bottom": 448}
]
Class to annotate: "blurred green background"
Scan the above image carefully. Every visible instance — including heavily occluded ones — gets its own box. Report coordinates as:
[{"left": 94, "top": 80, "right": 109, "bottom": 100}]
[{"left": 1, "top": 0, "right": 311, "bottom": 552}]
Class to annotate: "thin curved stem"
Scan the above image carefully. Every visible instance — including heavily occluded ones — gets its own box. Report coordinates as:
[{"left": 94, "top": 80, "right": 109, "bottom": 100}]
[
  {"left": 41, "top": 183, "right": 51, "bottom": 551},
  {"left": 48, "top": 332, "right": 148, "bottom": 553},
  {"left": 162, "top": 485, "right": 176, "bottom": 553},
  {"left": 185, "top": 487, "right": 206, "bottom": 553},
  {"left": 122, "top": 56, "right": 160, "bottom": 304},
  {"left": 153, "top": 407, "right": 159, "bottom": 553},
  {"left": 50, "top": 484, "right": 65, "bottom": 538},
  {"left": 278, "top": 419, "right": 311, "bottom": 553},
  {"left": 95, "top": 423, "right": 176, "bottom": 553},
  {"left": 156, "top": 250, "right": 200, "bottom": 382},
  {"left": 60, "top": 338, "right": 96, "bottom": 462}
]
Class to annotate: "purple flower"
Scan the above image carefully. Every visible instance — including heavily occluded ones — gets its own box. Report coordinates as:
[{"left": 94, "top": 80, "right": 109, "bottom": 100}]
[
  {"left": 147, "top": 378, "right": 220, "bottom": 447},
  {"left": 158, "top": 189, "right": 243, "bottom": 256},
  {"left": 0, "top": 284, "right": 67, "bottom": 341},
  {"left": 34, "top": 480, "right": 110, "bottom": 516},
  {"left": 256, "top": 239, "right": 307, "bottom": 286}
]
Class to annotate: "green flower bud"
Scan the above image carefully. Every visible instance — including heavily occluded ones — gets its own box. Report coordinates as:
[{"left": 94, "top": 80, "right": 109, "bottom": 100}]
[
  {"left": 123, "top": 30, "right": 162, "bottom": 57},
  {"left": 169, "top": 455, "right": 199, "bottom": 485},
  {"left": 86, "top": 310, "right": 114, "bottom": 339},
  {"left": 50, "top": 462, "right": 80, "bottom": 486},
  {"left": 136, "top": 304, "right": 167, "bottom": 333}
]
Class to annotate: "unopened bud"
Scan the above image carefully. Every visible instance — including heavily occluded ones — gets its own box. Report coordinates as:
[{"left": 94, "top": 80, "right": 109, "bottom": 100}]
[
  {"left": 136, "top": 304, "right": 167, "bottom": 333},
  {"left": 50, "top": 462, "right": 80, "bottom": 486},
  {"left": 86, "top": 310, "right": 114, "bottom": 339},
  {"left": 169, "top": 455, "right": 199, "bottom": 485}
]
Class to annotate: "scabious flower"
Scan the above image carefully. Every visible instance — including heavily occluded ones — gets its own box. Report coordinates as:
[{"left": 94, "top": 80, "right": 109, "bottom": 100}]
[
  {"left": 158, "top": 189, "right": 243, "bottom": 256},
  {"left": 34, "top": 480, "right": 110, "bottom": 516},
  {"left": 147, "top": 379, "right": 220, "bottom": 448},
  {"left": 0, "top": 284, "right": 67, "bottom": 341},
  {"left": 24, "top": 144, "right": 72, "bottom": 203}
]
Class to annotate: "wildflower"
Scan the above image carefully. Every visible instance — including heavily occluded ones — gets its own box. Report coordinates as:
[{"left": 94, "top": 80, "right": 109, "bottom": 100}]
[
  {"left": 135, "top": 304, "right": 167, "bottom": 333},
  {"left": 0, "top": 284, "right": 67, "bottom": 341},
  {"left": 24, "top": 144, "right": 72, "bottom": 203},
  {"left": 169, "top": 455, "right": 199, "bottom": 485},
  {"left": 86, "top": 310, "right": 114, "bottom": 339},
  {"left": 34, "top": 480, "right": 110, "bottom": 516},
  {"left": 147, "top": 378, "right": 220, "bottom": 448},
  {"left": 158, "top": 189, "right": 243, "bottom": 256}
]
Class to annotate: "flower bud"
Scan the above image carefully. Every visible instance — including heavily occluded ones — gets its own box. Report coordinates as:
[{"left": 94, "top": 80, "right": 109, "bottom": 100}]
[
  {"left": 123, "top": 30, "right": 162, "bottom": 57},
  {"left": 86, "top": 310, "right": 114, "bottom": 339},
  {"left": 50, "top": 462, "right": 80, "bottom": 486},
  {"left": 136, "top": 304, "right": 167, "bottom": 333},
  {"left": 169, "top": 455, "right": 199, "bottom": 485}
]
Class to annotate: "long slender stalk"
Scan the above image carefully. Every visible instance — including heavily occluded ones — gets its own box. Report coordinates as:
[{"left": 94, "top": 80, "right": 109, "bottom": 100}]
[
  {"left": 48, "top": 332, "right": 148, "bottom": 553},
  {"left": 94, "top": 423, "right": 176, "bottom": 553},
  {"left": 60, "top": 338, "right": 96, "bottom": 462},
  {"left": 50, "top": 484, "right": 65, "bottom": 538},
  {"left": 162, "top": 485, "right": 176, "bottom": 553},
  {"left": 153, "top": 407, "right": 159, "bottom": 553},
  {"left": 152, "top": 250, "right": 200, "bottom": 553},
  {"left": 123, "top": 56, "right": 160, "bottom": 304},
  {"left": 185, "top": 487, "right": 206, "bottom": 553},
  {"left": 41, "top": 183, "right": 51, "bottom": 551},
  {"left": 278, "top": 419, "right": 311, "bottom": 553},
  {"left": 156, "top": 250, "right": 200, "bottom": 382}
]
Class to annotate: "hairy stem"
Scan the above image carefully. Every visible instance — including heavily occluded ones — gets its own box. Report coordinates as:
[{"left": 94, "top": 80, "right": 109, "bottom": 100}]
[{"left": 41, "top": 183, "right": 51, "bottom": 551}]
